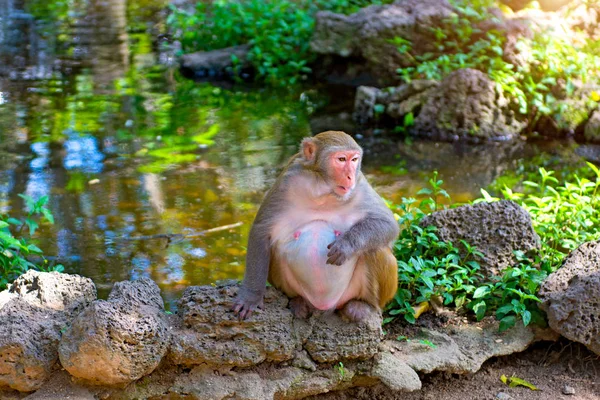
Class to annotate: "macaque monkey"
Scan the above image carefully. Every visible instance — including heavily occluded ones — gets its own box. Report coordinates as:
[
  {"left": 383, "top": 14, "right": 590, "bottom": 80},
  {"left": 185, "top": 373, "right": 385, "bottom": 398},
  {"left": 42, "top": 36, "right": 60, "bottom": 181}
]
[{"left": 233, "top": 131, "right": 399, "bottom": 322}]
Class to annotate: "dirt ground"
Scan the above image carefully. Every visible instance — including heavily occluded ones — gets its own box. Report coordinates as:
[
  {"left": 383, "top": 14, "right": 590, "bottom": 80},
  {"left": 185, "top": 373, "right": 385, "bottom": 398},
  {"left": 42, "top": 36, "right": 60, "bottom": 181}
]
[{"left": 311, "top": 339, "right": 600, "bottom": 400}]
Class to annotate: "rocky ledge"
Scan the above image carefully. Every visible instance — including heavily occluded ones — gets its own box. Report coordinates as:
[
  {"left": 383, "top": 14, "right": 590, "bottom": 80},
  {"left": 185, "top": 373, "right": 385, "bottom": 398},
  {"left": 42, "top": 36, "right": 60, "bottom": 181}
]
[{"left": 1, "top": 201, "right": 599, "bottom": 399}]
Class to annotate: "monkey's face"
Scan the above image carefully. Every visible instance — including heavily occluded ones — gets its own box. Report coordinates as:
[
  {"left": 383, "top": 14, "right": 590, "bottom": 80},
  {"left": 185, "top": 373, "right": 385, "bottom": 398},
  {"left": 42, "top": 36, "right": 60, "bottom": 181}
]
[{"left": 328, "top": 151, "right": 360, "bottom": 197}]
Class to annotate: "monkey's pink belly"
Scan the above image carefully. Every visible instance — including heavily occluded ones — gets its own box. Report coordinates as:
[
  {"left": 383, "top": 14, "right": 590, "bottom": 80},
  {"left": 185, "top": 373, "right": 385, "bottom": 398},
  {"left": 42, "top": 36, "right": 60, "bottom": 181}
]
[{"left": 279, "top": 220, "right": 357, "bottom": 310}]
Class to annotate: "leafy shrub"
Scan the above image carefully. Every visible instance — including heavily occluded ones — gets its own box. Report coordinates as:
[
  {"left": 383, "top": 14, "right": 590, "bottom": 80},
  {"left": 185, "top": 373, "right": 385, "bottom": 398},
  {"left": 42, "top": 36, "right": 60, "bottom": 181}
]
[
  {"left": 0, "top": 195, "right": 63, "bottom": 290},
  {"left": 388, "top": 163, "right": 600, "bottom": 331},
  {"left": 167, "top": 0, "right": 390, "bottom": 85},
  {"left": 388, "top": 173, "right": 486, "bottom": 324},
  {"left": 393, "top": 0, "right": 600, "bottom": 131}
]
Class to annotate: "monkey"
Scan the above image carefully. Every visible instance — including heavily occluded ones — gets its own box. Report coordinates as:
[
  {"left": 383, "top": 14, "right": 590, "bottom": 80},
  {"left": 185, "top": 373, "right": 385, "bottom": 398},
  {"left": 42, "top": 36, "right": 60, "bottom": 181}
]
[{"left": 232, "top": 131, "right": 399, "bottom": 322}]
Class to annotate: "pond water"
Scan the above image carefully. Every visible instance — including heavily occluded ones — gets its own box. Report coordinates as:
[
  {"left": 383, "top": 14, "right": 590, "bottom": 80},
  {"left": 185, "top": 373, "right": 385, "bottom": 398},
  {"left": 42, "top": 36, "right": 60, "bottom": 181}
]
[{"left": 0, "top": 0, "right": 592, "bottom": 308}]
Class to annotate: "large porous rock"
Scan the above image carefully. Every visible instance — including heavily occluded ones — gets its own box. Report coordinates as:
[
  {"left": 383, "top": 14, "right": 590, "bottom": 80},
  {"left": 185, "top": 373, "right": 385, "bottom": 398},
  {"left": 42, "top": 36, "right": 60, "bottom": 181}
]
[
  {"left": 0, "top": 271, "right": 96, "bottom": 392},
  {"left": 58, "top": 278, "right": 170, "bottom": 386},
  {"left": 420, "top": 200, "right": 540, "bottom": 277},
  {"left": 353, "top": 80, "right": 439, "bottom": 126},
  {"left": 311, "top": 0, "right": 454, "bottom": 83},
  {"left": 180, "top": 44, "right": 251, "bottom": 78},
  {"left": 412, "top": 69, "right": 526, "bottom": 141},
  {"left": 386, "top": 320, "right": 555, "bottom": 374},
  {"left": 539, "top": 240, "right": 600, "bottom": 355},
  {"left": 303, "top": 310, "right": 382, "bottom": 362},
  {"left": 3, "top": 270, "right": 96, "bottom": 313},
  {"left": 169, "top": 285, "right": 298, "bottom": 367},
  {"left": 169, "top": 285, "right": 382, "bottom": 367}
]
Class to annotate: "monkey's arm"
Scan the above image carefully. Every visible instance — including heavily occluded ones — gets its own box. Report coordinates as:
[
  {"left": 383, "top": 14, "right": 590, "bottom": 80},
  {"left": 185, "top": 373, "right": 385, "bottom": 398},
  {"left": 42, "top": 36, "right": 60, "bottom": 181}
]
[
  {"left": 233, "top": 221, "right": 271, "bottom": 319},
  {"left": 327, "top": 192, "right": 399, "bottom": 266}
]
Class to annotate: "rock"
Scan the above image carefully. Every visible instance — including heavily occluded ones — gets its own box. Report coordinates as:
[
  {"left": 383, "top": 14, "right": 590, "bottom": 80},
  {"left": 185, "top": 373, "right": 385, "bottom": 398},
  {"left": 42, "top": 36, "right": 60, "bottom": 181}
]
[
  {"left": 389, "top": 320, "right": 549, "bottom": 374},
  {"left": 58, "top": 278, "right": 170, "bottom": 385},
  {"left": 311, "top": 0, "right": 454, "bottom": 83},
  {"left": 0, "top": 300, "right": 65, "bottom": 392},
  {"left": 22, "top": 370, "right": 96, "bottom": 400},
  {"left": 539, "top": 240, "right": 600, "bottom": 355},
  {"left": 0, "top": 271, "right": 96, "bottom": 392},
  {"left": 169, "top": 365, "right": 342, "bottom": 400},
  {"left": 6, "top": 270, "right": 96, "bottom": 313},
  {"left": 371, "top": 352, "right": 421, "bottom": 391},
  {"left": 353, "top": 81, "right": 439, "bottom": 126},
  {"left": 180, "top": 44, "right": 251, "bottom": 77},
  {"left": 412, "top": 69, "right": 526, "bottom": 142},
  {"left": 304, "top": 308, "right": 382, "bottom": 363},
  {"left": 420, "top": 200, "right": 540, "bottom": 277},
  {"left": 353, "top": 86, "right": 379, "bottom": 126},
  {"left": 495, "top": 392, "right": 513, "bottom": 400},
  {"left": 562, "top": 384, "right": 576, "bottom": 395},
  {"left": 584, "top": 110, "right": 600, "bottom": 143},
  {"left": 170, "top": 285, "right": 382, "bottom": 366},
  {"left": 169, "top": 285, "right": 297, "bottom": 367}
]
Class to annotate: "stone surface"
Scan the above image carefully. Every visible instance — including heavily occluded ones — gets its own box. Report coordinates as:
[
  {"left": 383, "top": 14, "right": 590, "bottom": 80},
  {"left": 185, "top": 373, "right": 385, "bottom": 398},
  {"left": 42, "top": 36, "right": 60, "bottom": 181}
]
[
  {"left": 170, "top": 284, "right": 382, "bottom": 367},
  {"left": 303, "top": 310, "right": 382, "bottom": 363},
  {"left": 353, "top": 80, "right": 438, "bottom": 126},
  {"left": 371, "top": 352, "right": 421, "bottom": 391},
  {"left": 412, "top": 69, "right": 526, "bottom": 142},
  {"left": 311, "top": 0, "right": 454, "bottom": 83},
  {"left": 420, "top": 200, "right": 540, "bottom": 277},
  {"left": 180, "top": 44, "right": 251, "bottom": 76},
  {"left": 6, "top": 270, "right": 96, "bottom": 313},
  {"left": 170, "top": 285, "right": 297, "bottom": 367},
  {"left": 584, "top": 110, "right": 600, "bottom": 143},
  {"left": 0, "top": 271, "right": 95, "bottom": 392},
  {"left": 539, "top": 240, "right": 600, "bottom": 355},
  {"left": 388, "top": 320, "right": 550, "bottom": 374},
  {"left": 58, "top": 278, "right": 170, "bottom": 385}
]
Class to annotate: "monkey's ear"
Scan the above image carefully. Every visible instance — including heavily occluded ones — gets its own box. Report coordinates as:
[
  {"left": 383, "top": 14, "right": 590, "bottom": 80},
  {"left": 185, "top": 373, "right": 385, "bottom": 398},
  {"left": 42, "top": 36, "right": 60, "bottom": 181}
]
[{"left": 301, "top": 138, "right": 317, "bottom": 162}]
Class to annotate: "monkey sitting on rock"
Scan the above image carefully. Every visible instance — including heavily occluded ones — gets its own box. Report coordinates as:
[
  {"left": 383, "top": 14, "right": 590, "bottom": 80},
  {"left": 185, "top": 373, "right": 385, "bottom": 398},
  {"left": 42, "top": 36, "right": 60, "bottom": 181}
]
[{"left": 233, "top": 131, "right": 399, "bottom": 322}]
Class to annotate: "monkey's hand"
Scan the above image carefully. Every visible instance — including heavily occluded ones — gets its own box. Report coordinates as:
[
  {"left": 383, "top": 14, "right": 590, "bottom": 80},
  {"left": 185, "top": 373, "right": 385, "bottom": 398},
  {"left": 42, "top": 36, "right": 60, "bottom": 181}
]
[
  {"left": 326, "top": 237, "right": 353, "bottom": 266},
  {"left": 232, "top": 287, "right": 264, "bottom": 320}
]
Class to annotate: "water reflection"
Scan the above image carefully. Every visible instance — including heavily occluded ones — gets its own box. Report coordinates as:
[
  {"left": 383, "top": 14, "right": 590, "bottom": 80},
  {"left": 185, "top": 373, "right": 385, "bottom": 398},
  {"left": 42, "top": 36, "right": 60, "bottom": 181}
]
[{"left": 0, "top": 0, "right": 591, "bottom": 308}]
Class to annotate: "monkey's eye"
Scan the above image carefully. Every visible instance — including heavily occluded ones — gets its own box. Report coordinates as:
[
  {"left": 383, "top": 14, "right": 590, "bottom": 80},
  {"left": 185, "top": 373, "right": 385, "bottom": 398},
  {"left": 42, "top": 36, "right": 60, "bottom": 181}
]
[
  {"left": 338, "top": 157, "right": 346, "bottom": 162},
  {"left": 351, "top": 157, "right": 359, "bottom": 162}
]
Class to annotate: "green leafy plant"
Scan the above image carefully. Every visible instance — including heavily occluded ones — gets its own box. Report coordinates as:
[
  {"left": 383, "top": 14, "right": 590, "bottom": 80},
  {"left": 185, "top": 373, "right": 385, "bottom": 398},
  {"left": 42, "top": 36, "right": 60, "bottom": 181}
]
[
  {"left": 387, "top": 172, "right": 485, "bottom": 324},
  {"left": 393, "top": 0, "right": 600, "bottom": 134},
  {"left": 167, "top": 0, "right": 391, "bottom": 85},
  {"left": 0, "top": 195, "right": 63, "bottom": 290},
  {"left": 335, "top": 361, "right": 347, "bottom": 379},
  {"left": 387, "top": 163, "right": 600, "bottom": 331}
]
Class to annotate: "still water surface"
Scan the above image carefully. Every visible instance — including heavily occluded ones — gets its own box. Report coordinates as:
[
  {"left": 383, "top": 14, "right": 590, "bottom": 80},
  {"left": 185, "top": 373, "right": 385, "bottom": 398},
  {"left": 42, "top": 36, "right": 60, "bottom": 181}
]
[{"left": 0, "top": 0, "right": 591, "bottom": 307}]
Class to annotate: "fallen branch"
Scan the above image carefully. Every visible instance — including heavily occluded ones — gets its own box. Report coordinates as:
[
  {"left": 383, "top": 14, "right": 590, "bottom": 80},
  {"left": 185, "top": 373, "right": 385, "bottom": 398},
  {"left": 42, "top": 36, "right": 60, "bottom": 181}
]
[{"left": 123, "top": 222, "right": 244, "bottom": 242}]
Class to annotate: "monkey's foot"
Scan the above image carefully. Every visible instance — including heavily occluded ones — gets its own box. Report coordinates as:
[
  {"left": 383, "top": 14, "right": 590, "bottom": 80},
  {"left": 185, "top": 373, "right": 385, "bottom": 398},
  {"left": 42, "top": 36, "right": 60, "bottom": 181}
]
[
  {"left": 340, "top": 300, "right": 374, "bottom": 323},
  {"left": 289, "top": 296, "right": 312, "bottom": 319}
]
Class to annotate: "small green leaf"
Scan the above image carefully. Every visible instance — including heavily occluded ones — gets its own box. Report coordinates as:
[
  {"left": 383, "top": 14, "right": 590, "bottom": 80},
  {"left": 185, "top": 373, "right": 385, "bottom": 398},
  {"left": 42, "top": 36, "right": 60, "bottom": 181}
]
[
  {"left": 499, "top": 315, "right": 516, "bottom": 332},
  {"left": 473, "top": 286, "right": 490, "bottom": 299}
]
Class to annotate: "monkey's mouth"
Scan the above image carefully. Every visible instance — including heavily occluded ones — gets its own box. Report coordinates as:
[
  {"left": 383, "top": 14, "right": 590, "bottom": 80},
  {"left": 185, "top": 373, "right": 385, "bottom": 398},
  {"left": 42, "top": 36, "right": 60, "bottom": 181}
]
[{"left": 336, "top": 186, "right": 353, "bottom": 195}]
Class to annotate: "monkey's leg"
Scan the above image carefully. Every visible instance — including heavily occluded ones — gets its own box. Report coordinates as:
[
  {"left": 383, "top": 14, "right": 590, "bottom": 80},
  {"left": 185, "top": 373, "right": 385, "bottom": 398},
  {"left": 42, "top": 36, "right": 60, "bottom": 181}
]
[
  {"left": 340, "top": 247, "right": 398, "bottom": 322},
  {"left": 289, "top": 296, "right": 313, "bottom": 319}
]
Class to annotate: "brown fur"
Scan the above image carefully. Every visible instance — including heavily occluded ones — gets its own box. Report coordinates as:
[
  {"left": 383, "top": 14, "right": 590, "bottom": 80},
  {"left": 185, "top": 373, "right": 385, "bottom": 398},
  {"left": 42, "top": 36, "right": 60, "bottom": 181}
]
[{"left": 233, "top": 131, "right": 399, "bottom": 320}]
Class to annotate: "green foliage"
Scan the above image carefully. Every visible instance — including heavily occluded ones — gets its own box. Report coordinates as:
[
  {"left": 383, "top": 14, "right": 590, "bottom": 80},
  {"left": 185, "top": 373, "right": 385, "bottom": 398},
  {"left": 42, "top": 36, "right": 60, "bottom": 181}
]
[
  {"left": 393, "top": 0, "right": 600, "bottom": 131},
  {"left": 389, "top": 172, "right": 485, "bottom": 324},
  {"left": 388, "top": 163, "right": 600, "bottom": 331},
  {"left": 0, "top": 195, "right": 63, "bottom": 290},
  {"left": 335, "top": 361, "right": 347, "bottom": 379},
  {"left": 167, "top": 0, "right": 390, "bottom": 85},
  {"left": 466, "top": 251, "right": 547, "bottom": 332},
  {"left": 485, "top": 163, "right": 600, "bottom": 270}
]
